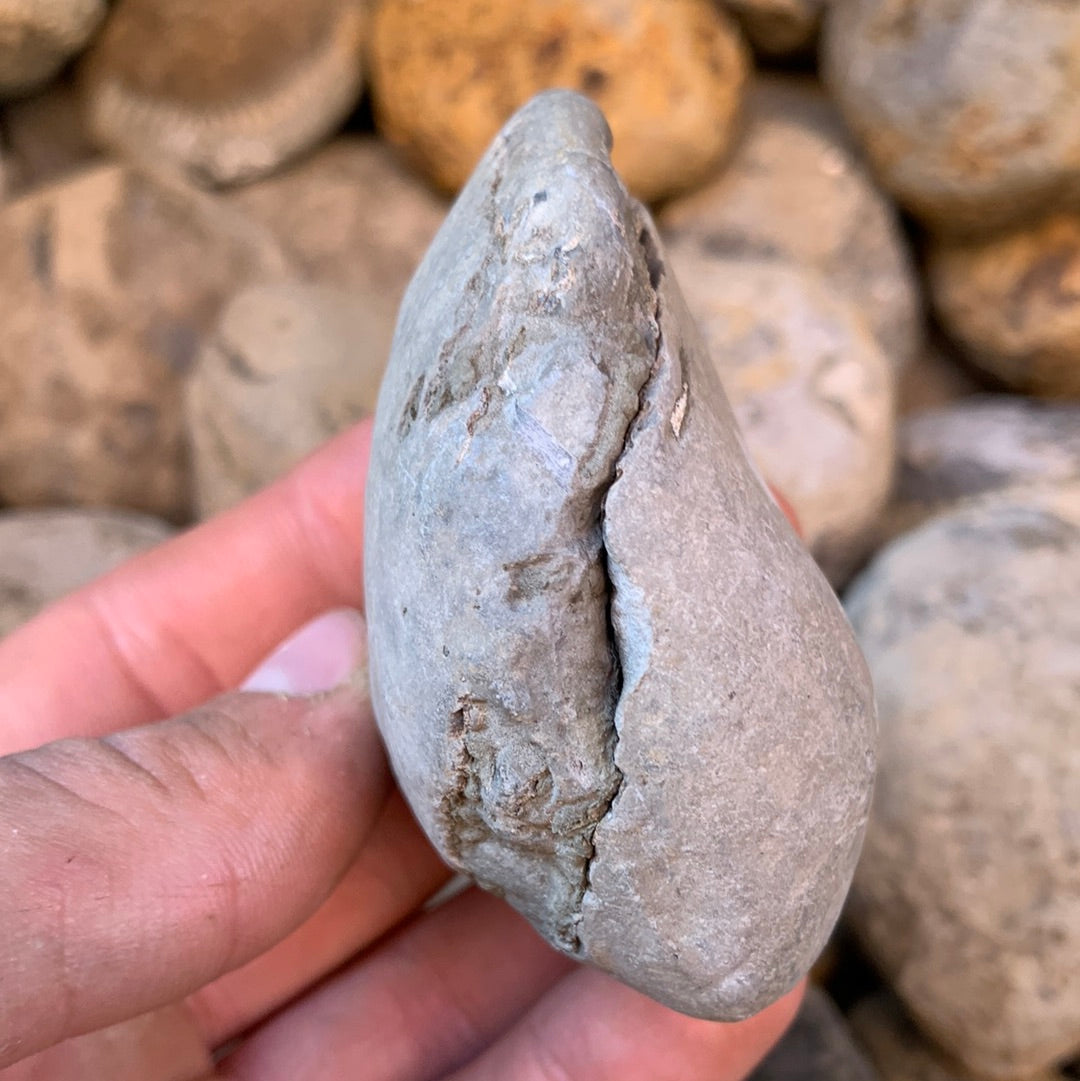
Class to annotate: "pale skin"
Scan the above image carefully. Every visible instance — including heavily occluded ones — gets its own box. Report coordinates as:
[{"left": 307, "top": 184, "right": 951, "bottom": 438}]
[{"left": 0, "top": 418, "right": 803, "bottom": 1080}]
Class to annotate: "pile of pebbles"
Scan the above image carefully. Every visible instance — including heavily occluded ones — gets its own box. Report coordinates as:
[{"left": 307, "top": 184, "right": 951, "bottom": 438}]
[{"left": 0, "top": 0, "right": 1077, "bottom": 1077}]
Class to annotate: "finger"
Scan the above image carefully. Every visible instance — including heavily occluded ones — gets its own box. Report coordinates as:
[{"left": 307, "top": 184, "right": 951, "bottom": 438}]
[
  {"left": 0, "top": 683, "right": 388, "bottom": 1069},
  {"left": 445, "top": 970, "right": 804, "bottom": 1081},
  {"left": 188, "top": 789, "right": 451, "bottom": 1047},
  {"left": 0, "top": 420, "right": 372, "bottom": 755},
  {"left": 219, "top": 888, "right": 574, "bottom": 1081},
  {"left": 0, "top": 1007, "right": 213, "bottom": 1081}
]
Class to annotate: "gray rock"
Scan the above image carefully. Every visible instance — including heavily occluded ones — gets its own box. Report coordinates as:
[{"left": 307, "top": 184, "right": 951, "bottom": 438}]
[
  {"left": 750, "top": 986, "right": 879, "bottom": 1081},
  {"left": 822, "top": 0, "right": 1080, "bottom": 235},
  {"left": 665, "top": 253, "right": 896, "bottom": 588},
  {"left": 659, "top": 75, "right": 922, "bottom": 373},
  {"left": 850, "top": 992, "right": 1066, "bottom": 1081},
  {"left": 366, "top": 90, "right": 877, "bottom": 1019},
  {"left": 186, "top": 280, "right": 390, "bottom": 517},
  {"left": 0, "top": 508, "right": 173, "bottom": 636},
  {"left": 885, "top": 397, "right": 1080, "bottom": 541},
  {"left": 845, "top": 485, "right": 1080, "bottom": 1078}
]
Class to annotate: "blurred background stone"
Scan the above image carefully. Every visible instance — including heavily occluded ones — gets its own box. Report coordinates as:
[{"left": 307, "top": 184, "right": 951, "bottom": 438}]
[
  {"left": 0, "top": 507, "right": 172, "bottom": 636},
  {"left": 883, "top": 397, "right": 1080, "bottom": 541},
  {"left": 0, "top": 0, "right": 106, "bottom": 97},
  {"left": 0, "top": 163, "right": 288, "bottom": 521},
  {"left": 660, "top": 75, "right": 921, "bottom": 374},
  {"left": 845, "top": 485, "right": 1080, "bottom": 1079},
  {"left": 928, "top": 214, "right": 1080, "bottom": 399},
  {"left": 226, "top": 136, "right": 448, "bottom": 325},
  {"left": 369, "top": 0, "right": 750, "bottom": 203},
  {"left": 897, "top": 333, "right": 982, "bottom": 418},
  {"left": 80, "top": 0, "right": 368, "bottom": 186},
  {"left": 668, "top": 253, "right": 895, "bottom": 586},
  {"left": 719, "top": 0, "right": 825, "bottom": 59},
  {"left": 750, "top": 986, "right": 879, "bottom": 1081},
  {"left": 0, "top": 76, "right": 99, "bottom": 197},
  {"left": 850, "top": 992, "right": 1067, "bottom": 1081},
  {"left": 186, "top": 280, "right": 389, "bottom": 517},
  {"left": 822, "top": 0, "right": 1080, "bottom": 235}
]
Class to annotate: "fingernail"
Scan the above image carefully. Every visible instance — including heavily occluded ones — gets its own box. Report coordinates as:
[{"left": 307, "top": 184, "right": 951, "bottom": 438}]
[{"left": 242, "top": 608, "right": 368, "bottom": 695}]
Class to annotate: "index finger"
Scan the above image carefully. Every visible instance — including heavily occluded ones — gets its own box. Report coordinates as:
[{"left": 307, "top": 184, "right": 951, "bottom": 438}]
[{"left": 0, "top": 420, "right": 371, "bottom": 755}]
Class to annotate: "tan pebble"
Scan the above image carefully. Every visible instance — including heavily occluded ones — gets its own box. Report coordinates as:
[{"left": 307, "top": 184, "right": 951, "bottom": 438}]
[
  {"left": 226, "top": 136, "right": 448, "bottom": 328},
  {"left": 187, "top": 281, "right": 391, "bottom": 517},
  {"left": 929, "top": 214, "right": 1080, "bottom": 399},
  {"left": 80, "top": 0, "right": 367, "bottom": 186},
  {"left": 851, "top": 991, "right": 1065, "bottom": 1081},
  {"left": 369, "top": 0, "right": 749, "bottom": 204},
  {"left": 0, "top": 163, "right": 288, "bottom": 520},
  {"left": 660, "top": 75, "right": 921, "bottom": 373},
  {"left": 822, "top": 0, "right": 1080, "bottom": 234}
]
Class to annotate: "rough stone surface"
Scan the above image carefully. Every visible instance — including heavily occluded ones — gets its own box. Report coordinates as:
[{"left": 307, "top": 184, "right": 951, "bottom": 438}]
[
  {"left": 720, "top": 0, "right": 824, "bottom": 57},
  {"left": 851, "top": 992, "right": 1065, "bottom": 1081},
  {"left": 750, "top": 986, "right": 879, "bottom": 1081},
  {"left": 0, "top": 508, "right": 173, "bottom": 636},
  {"left": 0, "top": 163, "right": 287, "bottom": 520},
  {"left": 928, "top": 214, "right": 1080, "bottom": 399},
  {"left": 366, "top": 90, "right": 876, "bottom": 1019},
  {"left": 187, "top": 281, "right": 390, "bottom": 517},
  {"left": 80, "top": 0, "right": 367, "bottom": 186},
  {"left": 660, "top": 76, "right": 921, "bottom": 373},
  {"left": 845, "top": 485, "right": 1080, "bottom": 1078},
  {"left": 822, "top": 0, "right": 1080, "bottom": 235},
  {"left": 226, "top": 136, "right": 448, "bottom": 327},
  {"left": 885, "top": 396, "right": 1080, "bottom": 541},
  {"left": 666, "top": 251, "right": 895, "bottom": 587},
  {"left": 0, "top": 0, "right": 106, "bottom": 96},
  {"left": 0, "top": 77, "right": 99, "bottom": 197},
  {"left": 369, "top": 0, "right": 749, "bottom": 204}
]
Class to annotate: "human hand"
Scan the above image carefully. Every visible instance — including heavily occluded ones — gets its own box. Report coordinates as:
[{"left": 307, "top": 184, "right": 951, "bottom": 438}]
[{"left": 0, "top": 418, "right": 803, "bottom": 1080}]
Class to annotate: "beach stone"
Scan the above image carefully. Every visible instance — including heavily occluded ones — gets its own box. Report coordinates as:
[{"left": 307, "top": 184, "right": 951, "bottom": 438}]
[
  {"left": 366, "top": 90, "right": 876, "bottom": 1019},
  {"left": 0, "top": 77, "right": 99, "bottom": 197},
  {"left": 720, "top": 0, "right": 824, "bottom": 57},
  {"left": 186, "top": 281, "right": 390, "bottom": 517},
  {"left": 369, "top": 0, "right": 749, "bottom": 204},
  {"left": 0, "top": 163, "right": 287, "bottom": 520},
  {"left": 928, "top": 214, "right": 1080, "bottom": 399},
  {"left": 750, "top": 986, "right": 879, "bottom": 1081},
  {"left": 660, "top": 76, "right": 921, "bottom": 372},
  {"left": 822, "top": 0, "right": 1080, "bottom": 235},
  {"left": 666, "top": 251, "right": 895, "bottom": 586},
  {"left": 0, "top": 0, "right": 105, "bottom": 97},
  {"left": 885, "top": 396, "right": 1080, "bottom": 541},
  {"left": 226, "top": 137, "right": 448, "bottom": 328},
  {"left": 0, "top": 508, "right": 173, "bottom": 636},
  {"left": 851, "top": 992, "right": 1065, "bottom": 1081},
  {"left": 845, "top": 485, "right": 1080, "bottom": 1078},
  {"left": 80, "top": 0, "right": 367, "bottom": 186}
]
